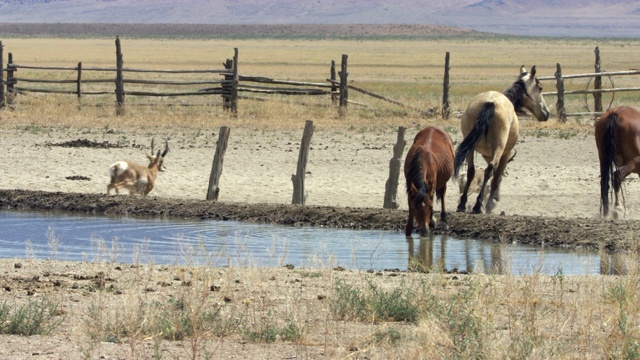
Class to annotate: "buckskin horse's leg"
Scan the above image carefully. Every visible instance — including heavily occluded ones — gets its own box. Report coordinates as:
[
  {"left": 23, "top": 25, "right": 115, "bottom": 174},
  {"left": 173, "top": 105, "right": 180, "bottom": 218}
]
[
  {"left": 457, "top": 153, "right": 475, "bottom": 212},
  {"left": 473, "top": 163, "right": 494, "bottom": 214},
  {"left": 486, "top": 156, "right": 509, "bottom": 213}
]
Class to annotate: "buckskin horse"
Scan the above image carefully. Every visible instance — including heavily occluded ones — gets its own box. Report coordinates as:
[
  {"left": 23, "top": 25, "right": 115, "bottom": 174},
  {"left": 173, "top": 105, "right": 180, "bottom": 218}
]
[
  {"left": 454, "top": 66, "right": 550, "bottom": 214},
  {"left": 595, "top": 106, "right": 640, "bottom": 218},
  {"left": 404, "top": 126, "right": 454, "bottom": 236}
]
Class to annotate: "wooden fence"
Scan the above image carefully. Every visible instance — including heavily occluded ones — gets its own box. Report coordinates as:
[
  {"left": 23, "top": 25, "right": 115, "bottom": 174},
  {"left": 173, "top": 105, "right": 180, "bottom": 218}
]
[
  {"left": 0, "top": 37, "right": 427, "bottom": 117},
  {"left": 538, "top": 46, "right": 640, "bottom": 121}
]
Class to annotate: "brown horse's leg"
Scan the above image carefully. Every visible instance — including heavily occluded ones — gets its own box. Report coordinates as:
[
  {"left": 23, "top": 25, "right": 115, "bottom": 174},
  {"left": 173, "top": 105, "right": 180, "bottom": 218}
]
[
  {"left": 437, "top": 185, "right": 448, "bottom": 230},
  {"left": 612, "top": 158, "right": 640, "bottom": 216},
  {"left": 457, "top": 153, "right": 475, "bottom": 212},
  {"left": 472, "top": 164, "right": 494, "bottom": 213},
  {"left": 405, "top": 201, "right": 415, "bottom": 237}
]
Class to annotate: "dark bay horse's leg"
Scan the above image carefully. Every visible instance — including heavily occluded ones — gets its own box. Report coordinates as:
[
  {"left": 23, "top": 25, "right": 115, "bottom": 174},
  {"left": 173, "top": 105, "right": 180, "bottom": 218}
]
[
  {"left": 457, "top": 153, "right": 476, "bottom": 212},
  {"left": 472, "top": 163, "right": 494, "bottom": 214},
  {"left": 612, "top": 158, "right": 640, "bottom": 215},
  {"left": 405, "top": 200, "right": 415, "bottom": 237},
  {"left": 437, "top": 185, "right": 448, "bottom": 230}
]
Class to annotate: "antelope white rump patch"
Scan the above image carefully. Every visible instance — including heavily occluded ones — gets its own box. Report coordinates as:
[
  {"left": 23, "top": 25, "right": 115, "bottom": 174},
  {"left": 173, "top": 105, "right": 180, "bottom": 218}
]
[{"left": 109, "top": 161, "right": 129, "bottom": 177}]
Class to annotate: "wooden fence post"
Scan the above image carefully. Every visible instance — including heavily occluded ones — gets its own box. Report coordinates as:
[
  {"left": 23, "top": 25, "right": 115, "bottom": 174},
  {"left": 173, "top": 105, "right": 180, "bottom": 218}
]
[
  {"left": 115, "top": 36, "right": 125, "bottom": 115},
  {"left": 594, "top": 46, "right": 602, "bottom": 113},
  {"left": 0, "top": 41, "right": 4, "bottom": 109},
  {"left": 330, "top": 60, "right": 337, "bottom": 104},
  {"left": 6, "top": 52, "right": 14, "bottom": 105},
  {"left": 207, "top": 126, "right": 231, "bottom": 201},
  {"left": 383, "top": 126, "right": 407, "bottom": 209},
  {"left": 230, "top": 47, "right": 239, "bottom": 116},
  {"left": 292, "top": 120, "right": 315, "bottom": 205},
  {"left": 222, "top": 58, "right": 233, "bottom": 111},
  {"left": 442, "top": 52, "right": 451, "bottom": 120},
  {"left": 554, "top": 63, "right": 566, "bottom": 122},
  {"left": 338, "top": 54, "right": 348, "bottom": 116},
  {"left": 76, "top": 62, "right": 82, "bottom": 100}
]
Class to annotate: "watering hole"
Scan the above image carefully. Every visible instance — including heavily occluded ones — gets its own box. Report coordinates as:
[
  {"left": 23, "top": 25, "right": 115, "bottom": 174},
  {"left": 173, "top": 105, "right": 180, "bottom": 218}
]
[{"left": 0, "top": 210, "right": 617, "bottom": 275}]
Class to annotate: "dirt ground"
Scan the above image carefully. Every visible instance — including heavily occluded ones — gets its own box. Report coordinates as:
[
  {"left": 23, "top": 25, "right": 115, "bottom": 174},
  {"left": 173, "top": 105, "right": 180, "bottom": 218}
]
[
  {"left": 2, "top": 121, "right": 640, "bottom": 358},
  {"left": 1, "top": 124, "right": 640, "bottom": 251}
]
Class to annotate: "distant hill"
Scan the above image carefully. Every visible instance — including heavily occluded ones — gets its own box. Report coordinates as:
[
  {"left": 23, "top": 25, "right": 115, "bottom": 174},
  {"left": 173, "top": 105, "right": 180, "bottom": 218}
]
[{"left": 0, "top": 0, "right": 639, "bottom": 38}]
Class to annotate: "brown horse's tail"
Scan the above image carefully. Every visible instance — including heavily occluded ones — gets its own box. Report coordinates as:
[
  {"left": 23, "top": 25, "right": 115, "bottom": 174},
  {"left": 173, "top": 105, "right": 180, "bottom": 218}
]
[
  {"left": 454, "top": 102, "right": 495, "bottom": 177},
  {"left": 599, "top": 112, "right": 620, "bottom": 215}
]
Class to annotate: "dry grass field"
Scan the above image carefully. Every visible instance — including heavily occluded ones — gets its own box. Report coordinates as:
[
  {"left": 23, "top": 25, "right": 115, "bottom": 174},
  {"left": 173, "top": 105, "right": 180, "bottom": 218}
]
[
  {"left": 3, "top": 36, "right": 640, "bottom": 131},
  {"left": 2, "top": 36, "right": 640, "bottom": 359}
]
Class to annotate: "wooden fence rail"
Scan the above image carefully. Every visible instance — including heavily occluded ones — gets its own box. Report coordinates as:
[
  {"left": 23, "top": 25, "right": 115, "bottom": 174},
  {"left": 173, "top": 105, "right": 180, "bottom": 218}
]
[{"left": 537, "top": 46, "right": 640, "bottom": 121}]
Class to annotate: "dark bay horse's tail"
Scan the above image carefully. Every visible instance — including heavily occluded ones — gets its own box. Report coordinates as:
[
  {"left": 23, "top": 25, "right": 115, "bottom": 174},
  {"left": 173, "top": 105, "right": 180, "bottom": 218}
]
[
  {"left": 454, "top": 102, "right": 495, "bottom": 177},
  {"left": 406, "top": 148, "right": 428, "bottom": 207},
  {"left": 599, "top": 112, "right": 620, "bottom": 215}
]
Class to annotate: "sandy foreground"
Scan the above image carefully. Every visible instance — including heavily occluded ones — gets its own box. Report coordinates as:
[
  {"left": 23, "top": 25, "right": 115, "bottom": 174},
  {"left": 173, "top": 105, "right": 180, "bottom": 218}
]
[{"left": 0, "top": 122, "right": 639, "bottom": 359}]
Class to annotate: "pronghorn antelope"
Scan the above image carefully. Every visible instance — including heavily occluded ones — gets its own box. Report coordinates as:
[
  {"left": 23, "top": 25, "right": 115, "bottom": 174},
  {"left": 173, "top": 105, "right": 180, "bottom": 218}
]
[{"left": 107, "top": 138, "right": 169, "bottom": 196}]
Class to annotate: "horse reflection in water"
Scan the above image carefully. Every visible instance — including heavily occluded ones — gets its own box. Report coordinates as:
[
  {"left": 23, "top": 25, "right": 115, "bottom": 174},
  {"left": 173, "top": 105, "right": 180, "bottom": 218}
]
[
  {"left": 404, "top": 126, "right": 454, "bottom": 236},
  {"left": 406, "top": 235, "right": 504, "bottom": 274}
]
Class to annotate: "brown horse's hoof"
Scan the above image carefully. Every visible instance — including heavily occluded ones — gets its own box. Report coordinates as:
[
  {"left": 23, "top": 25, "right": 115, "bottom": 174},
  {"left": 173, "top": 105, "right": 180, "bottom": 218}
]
[
  {"left": 456, "top": 207, "right": 466, "bottom": 213},
  {"left": 472, "top": 204, "right": 483, "bottom": 214}
]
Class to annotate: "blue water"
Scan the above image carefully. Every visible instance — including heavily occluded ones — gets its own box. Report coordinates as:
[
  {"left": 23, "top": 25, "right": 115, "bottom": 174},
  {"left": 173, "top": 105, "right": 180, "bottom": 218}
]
[{"left": 0, "top": 210, "right": 604, "bottom": 275}]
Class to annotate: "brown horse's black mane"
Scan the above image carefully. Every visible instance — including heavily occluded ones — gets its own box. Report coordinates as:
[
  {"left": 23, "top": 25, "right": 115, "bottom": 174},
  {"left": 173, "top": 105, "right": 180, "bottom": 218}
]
[
  {"left": 503, "top": 78, "right": 528, "bottom": 116},
  {"left": 406, "top": 148, "right": 427, "bottom": 205}
]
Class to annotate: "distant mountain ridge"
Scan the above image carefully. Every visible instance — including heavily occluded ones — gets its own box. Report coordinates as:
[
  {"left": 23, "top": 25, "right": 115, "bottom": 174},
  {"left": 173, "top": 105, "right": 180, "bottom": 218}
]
[{"left": 0, "top": 0, "right": 640, "bottom": 37}]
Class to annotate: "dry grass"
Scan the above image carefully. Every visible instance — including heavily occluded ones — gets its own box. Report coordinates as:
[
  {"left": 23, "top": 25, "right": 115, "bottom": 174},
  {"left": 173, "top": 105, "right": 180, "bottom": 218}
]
[
  {"left": 3, "top": 36, "right": 640, "bottom": 358},
  {"left": 3, "top": 37, "right": 640, "bottom": 134}
]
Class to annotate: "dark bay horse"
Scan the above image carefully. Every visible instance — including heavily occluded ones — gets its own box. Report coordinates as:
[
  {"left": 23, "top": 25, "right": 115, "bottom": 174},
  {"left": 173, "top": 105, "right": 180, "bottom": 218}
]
[
  {"left": 404, "top": 126, "right": 454, "bottom": 236},
  {"left": 454, "top": 66, "right": 550, "bottom": 214},
  {"left": 595, "top": 106, "right": 640, "bottom": 217}
]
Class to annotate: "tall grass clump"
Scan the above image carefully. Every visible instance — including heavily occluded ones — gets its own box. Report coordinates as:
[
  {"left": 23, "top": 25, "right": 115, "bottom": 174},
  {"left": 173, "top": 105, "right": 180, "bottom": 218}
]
[
  {"left": 331, "top": 277, "right": 419, "bottom": 323},
  {"left": 603, "top": 252, "right": 640, "bottom": 359},
  {"left": 0, "top": 297, "right": 65, "bottom": 336}
]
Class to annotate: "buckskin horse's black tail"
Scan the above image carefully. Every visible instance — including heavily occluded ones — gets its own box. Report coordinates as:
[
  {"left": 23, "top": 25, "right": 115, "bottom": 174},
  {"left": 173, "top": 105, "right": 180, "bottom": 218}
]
[
  {"left": 599, "top": 112, "right": 619, "bottom": 215},
  {"left": 454, "top": 102, "right": 495, "bottom": 177}
]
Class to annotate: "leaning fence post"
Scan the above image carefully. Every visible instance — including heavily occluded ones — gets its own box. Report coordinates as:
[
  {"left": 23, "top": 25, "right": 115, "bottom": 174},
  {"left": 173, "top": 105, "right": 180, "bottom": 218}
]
[
  {"left": 594, "top": 46, "right": 602, "bottom": 113},
  {"left": 207, "top": 126, "right": 231, "bottom": 201},
  {"left": 555, "top": 63, "right": 566, "bottom": 122},
  {"left": 384, "top": 126, "right": 407, "bottom": 209},
  {"left": 230, "top": 47, "right": 239, "bottom": 117},
  {"left": 0, "top": 41, "right": 4, "bottom": 109},
  {"left": 442, "top": 52, "right": 451, "bottom": 120},
  {"left": 338, "top": 54, "right": 348, "bottom": 116},
  {"left": 292, "top": 120, "right": 315, "bottom": 205},
  {"left": 115, "top": 36, "right": 125, "bottom": 115},
  {"left": 77, "top": 62, "right": 82, "bottom": 100}
]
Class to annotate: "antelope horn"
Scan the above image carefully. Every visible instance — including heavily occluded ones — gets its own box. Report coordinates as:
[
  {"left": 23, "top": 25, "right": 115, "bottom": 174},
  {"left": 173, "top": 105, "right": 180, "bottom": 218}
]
[
  {"left": 150, "top": 137, "right": 156, "bottom": 155},
  {"left": 161, "top": 138, "right": 169, "bottom": 157}
]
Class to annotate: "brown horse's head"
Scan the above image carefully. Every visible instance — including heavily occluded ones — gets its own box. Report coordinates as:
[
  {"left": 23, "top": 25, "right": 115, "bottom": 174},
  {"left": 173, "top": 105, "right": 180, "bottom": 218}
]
[
  {"left": 519, "top": 65, "right": 550, "bottom": 121},
  {"left": 408, "top": 182, "right": 435, "bottom": 237}
]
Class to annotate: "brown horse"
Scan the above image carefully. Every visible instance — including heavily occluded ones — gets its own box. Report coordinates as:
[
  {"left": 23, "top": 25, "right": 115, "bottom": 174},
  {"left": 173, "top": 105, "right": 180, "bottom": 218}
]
[
  {"left": 454, "top": 66, "right": 550, "bottom": 214},
  {"left": 595, "top": 106, "right": 640, "bottom": 218},
  {"left": 404, "top": 126, "right": 454, "bottom": 237}
]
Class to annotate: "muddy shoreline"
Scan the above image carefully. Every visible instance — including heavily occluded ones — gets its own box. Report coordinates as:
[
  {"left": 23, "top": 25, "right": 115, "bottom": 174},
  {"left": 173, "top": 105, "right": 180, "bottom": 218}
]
[{"left": 1, "top": 189, "right": 636, "bottom": 251}]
